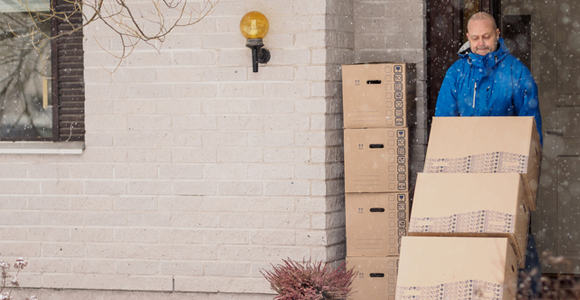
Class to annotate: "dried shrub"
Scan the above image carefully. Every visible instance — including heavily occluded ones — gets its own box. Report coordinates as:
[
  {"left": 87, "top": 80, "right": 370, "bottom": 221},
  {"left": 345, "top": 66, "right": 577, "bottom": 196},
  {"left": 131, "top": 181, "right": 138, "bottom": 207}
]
[
  {"left": 261, "top": 258, "right": 357, "bottom": 300},
  {"left": 0, "top": 258, "right": 36, "bottom": 300}
]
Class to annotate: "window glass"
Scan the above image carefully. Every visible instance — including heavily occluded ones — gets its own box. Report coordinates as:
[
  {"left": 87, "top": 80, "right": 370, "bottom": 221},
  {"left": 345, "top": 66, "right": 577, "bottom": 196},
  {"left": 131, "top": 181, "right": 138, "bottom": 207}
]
[{"left": 0, "top": 2, "right": 52, "bottom": 139}]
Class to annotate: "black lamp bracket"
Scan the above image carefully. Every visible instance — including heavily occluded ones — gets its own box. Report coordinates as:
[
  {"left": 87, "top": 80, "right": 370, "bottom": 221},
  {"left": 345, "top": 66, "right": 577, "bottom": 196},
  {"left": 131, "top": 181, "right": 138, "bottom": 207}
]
[{"left": 246, "top": 39, "right": 271, "bottom": 72}]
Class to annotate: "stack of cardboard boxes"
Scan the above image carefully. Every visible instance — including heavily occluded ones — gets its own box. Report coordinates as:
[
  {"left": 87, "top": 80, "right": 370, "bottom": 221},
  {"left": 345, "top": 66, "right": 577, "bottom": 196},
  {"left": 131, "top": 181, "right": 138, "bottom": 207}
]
[
  {"left": 341, "top": 63, "right": 416, "bottom": 300},
  {"left": 396, "top": 117, "right": 542, "bottom": 299}
]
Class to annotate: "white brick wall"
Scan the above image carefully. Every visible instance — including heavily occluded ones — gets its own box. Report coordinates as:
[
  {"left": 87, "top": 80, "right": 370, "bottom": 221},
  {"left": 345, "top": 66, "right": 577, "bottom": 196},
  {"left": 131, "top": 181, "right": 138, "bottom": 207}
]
[{"left": 0, "top": 0, "right": 426, "bottom": 298}]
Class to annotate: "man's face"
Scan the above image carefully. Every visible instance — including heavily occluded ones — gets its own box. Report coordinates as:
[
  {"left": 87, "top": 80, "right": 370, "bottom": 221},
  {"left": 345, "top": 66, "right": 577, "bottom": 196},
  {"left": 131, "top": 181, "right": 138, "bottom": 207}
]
[{"left": 466, "top": 19, "right": 500, "bottom": 56}]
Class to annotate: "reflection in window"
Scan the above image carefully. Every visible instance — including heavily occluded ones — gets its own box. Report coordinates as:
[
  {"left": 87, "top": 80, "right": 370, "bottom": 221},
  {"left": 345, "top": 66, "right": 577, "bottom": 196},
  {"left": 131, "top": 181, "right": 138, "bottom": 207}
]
[{"left": 0, "top": 1, "right": 51, "bottom": 139}]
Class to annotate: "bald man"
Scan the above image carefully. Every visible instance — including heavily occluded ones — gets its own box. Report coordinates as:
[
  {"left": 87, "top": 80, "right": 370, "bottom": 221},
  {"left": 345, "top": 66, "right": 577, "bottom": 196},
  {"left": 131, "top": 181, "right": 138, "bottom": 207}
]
[
  {"left": 435, "top": 12, "right": 542, "bottom": 144},
  {"left": 435, "top": 12, "right": 542, "bottom": 299}
]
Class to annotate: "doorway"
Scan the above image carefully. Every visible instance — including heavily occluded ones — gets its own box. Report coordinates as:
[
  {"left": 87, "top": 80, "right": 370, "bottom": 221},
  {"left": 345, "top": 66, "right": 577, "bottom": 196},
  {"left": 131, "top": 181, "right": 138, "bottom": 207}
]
[{"left": 427, "top": 0, "right": 580, "bottom": 274}]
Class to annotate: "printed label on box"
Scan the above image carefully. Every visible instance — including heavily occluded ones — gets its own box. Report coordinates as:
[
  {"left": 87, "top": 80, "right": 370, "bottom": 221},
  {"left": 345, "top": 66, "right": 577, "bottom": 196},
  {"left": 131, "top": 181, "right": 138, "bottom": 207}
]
[
  {"left": 409, "top": 210, "right": 516, "bottom": 234},
  {"left": 423, "top": 151, "right": 528, "bottom": 174},
  {"left": 396, "top": 280, "right": 502, "bottom": 300}
]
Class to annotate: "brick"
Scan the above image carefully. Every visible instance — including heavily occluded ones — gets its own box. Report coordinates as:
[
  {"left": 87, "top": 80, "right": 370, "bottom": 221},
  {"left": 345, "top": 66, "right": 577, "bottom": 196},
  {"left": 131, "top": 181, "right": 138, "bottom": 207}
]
[
  {"left": 159, "top": 132, "right": 202, "bottom": 148},
  {"left": 28, "top": 197, "right": 69, "bottom": 210},
  {"left": 158, "top": 164, "right": 204, "bottom": 179},
  {"left": 174, "top": 276, "right": 218, "bottom": 292},
  {"left": 84, "top": 212, "right": 127, "bottom": 226},
  {"left": 204, "top": 229, "right": 249, "bottom": 244},
  {"left": 204, "top": 67, "right": 247, "bottom": 81},
  {"left": 158, "top": 228, "right": 204, "bottom": 244},
  {"left": 354, "top": 3, "right": 385, "bottom": 18},
  {"left": 210, "top": 1, "right": 245, "bottom": 16},
  {"left": 218, "top": 50, "right": 251, "bottom": 66},
  {"left": 159, "top": 34, "right": 202, "bottom": 49},
  {"left": 295, "top": 165, "right": 326, "bottom": 180},
  {"left": 155, "top": 67, "right": 203, "bottom": 82},
  {"left": 264, "top": 33, "right": 294, "bottom": 48},
  {"left": 172, "top": 180, "right": 217, "bottom": 196},
  {"left": 201, "top": 34, "right": 245, "bottom": 49},
  {"left": 111, "top": 68, "right": 156, "bottom": 83},
  {"left": 264, "top": 213, "right": 310, "bottom": 229},
  {"left": 264, "top": 181, "right": 310, "bottom": 196},
  {"left": 0, "top": 164, "right": 26, "bottom": 178},
  {"left": 114, "top": 228, "right": 158, "bottom": 243},
  {"left": 84, "top": 243, "right": 128, "bottom": 259},
  {"left": 84, "top": 180, "right": 127, "bottom": 195},
  {"left": 202, "top": 197, "right": 250, "bottom": 212},
  {"left": 128, "top": 148, "right": 172, "bottom": 163},
  {"left": 295, "top": 132, "right": 326, "bottom": 147},
  {"left": 113, "top": 132, "right": 158, "bottom": 148},
  {"left": 295, "top": 32, "right": 326, "bottom": 47},
  {"left": 251, "top": 230, "right": 295, "bottom": 245},
  {"left": 296, "top": 66, "right": 327, "bottom": 81},
  {"left": 311, "top": 181, "right": 327, "bottom": 197},
  {"left": 217, "top": 148, "right": 263, "bottom": 163},
  {"left": 85, "top": 115, "right": 127, "bottom": 131},
  {"left": 0, "top": 227, "right": 27, "bottom": 240},
  {"left": 295, "top": 0, "right": 326, "bottom": 15},
  {"left": 294, "top": 98, "right": 327, "bottom": 113},
  {"left": 172, "top": 148, "right": 217, "bottom": 163},
  {"left": 249, "top": 99, "right": 294, "bottom": 114},
  {"left": 27, "top": 227, "right": 70, "bottom": 241},
  {"left": 248, "top": 132, "right": 294, "bottom": 147},
  {"left": 264, "top": 82, "right": 311, "bottom": 98},
  {"left": 172, "top": 115, "right": 217, "bottom": 131},
  {"left": 124, "top": 51, "right": 172, "bottom": 67},
  {"left": 263, "top": 246, "right": 310, "bottom": 261},
  {"left": 116, "top": 260, "right": 159, "bottom": 275},
  {"left": 268, "top": 49, "right": 311, "bottom": 65},
  {"left": 0, "top": 211, "right": 40, "bottom": 225},
  {"left": 69, "top": 164, "right": 114, "bottom": 179},
  {"left": 202, "top": 99, "right": 250, "bottom": 114},
  {"left": 172, "top": 245, "right": 218, "bottom": 260},
  {"left": 72, "top": 259, "right": 116, "bottom": 274},
  {"left": 385, "top": 2, "right": 425, "bottom": 17},
  {"left": 264, "top": 149, "right": 309, "bottom": 163},
  {"left": 0, "top": 196, "right": 26, "bottom": 209},
  {"left": 41, "top": 180, "right": 84, "bottom": 195},
  {"left": 127, "top": 115, "right": 172, "bottom": 131},
  {"left": 172, "top": 213, "right": 217, "bottom": 228},
  {"left": 42, "top": 274, "right": 86, "bottom": 289},
  {"left": 248, "top": 164, "right": 293, "bottom": 180},
  {"left": 42, "top": 242, "right": 84, "bottom": 257},
  {"left": 126, "top": 244, "right": 172, "bottom": 260},
  {"left": 218, "top": 245, "right": 264, "bottom": 261},
  {"left": 128, "top": 180, "right": 171, "bottom": 195},
  {"left": 0, "top": 180, "right": 40, "bottom": 194},
  {"left": 85, "top": 132, "right": 114, "bottom": 147},
  {"left": 114, "top": 164, "right": 158, "bottom": 179},
  {"left": 355, "top": 34, "right": 386, "bottom": 49},
  {"left": 296, "top": 230, "right": 327, "bottom": 246},
  {"left": 218, "top": 278, "right": 271, "bottom": 293},
  {"left": 127, "top": 212, "right": 171, "bottom": 227},
  {"left": 296, "top": 197, "right": 326, "bottom": 213},
  {"left": 384, "top": 33, "right": 424, "bottom": 49},
  {"left": 41, "top": 212, "right": 84, "bottom": 226},
  {"left": 217, "top": 115, "right": 263, "bottom": 130},
  {"left": 158, "top": 196, "right": 203, "bottom": 211},
  {"left": 217, "top": 181, "right": 263, "bottom": 196},
  {"left": 156, "top": 99, "right": 202, "bottom": 115},
  {"left": 218, "top": 213, "right": 263, "bottom": 228},
  {"left": 249, "top": 198, "right": 295, "bottom": 212},
  {"left": 172, "top": 83, "right": 218, "bottom": 99},
  {"left": 356, "top": 18, "right": 401, "bottom": 33},
  {"left": 29, "top": 258, "right": 72, "bottom": 273},
  {"left": 204, "top": 262, "right": 251, "bottom": 277},
  {"left": 26, "top": 164, "right": 70, "bottom": 178},
  {"left": 71, "top": 228, "right": 113, "bottom": 242},
  {"left": 247, "top": 66, "right": 295, "bottom": 81},
  {"left": 160, "top": 261, "right": 204, "bottom": 276},
  {"left": 218, "top": 82, "right": 263, "bottom": 98},
  {"left": 114, "top": 196, "right": 158, "bottom": 211}
]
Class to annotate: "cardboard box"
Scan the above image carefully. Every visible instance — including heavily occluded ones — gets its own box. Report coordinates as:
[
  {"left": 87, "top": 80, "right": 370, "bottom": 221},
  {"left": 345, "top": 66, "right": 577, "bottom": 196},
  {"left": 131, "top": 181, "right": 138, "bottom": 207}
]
[
  {"left": 346, "top": 192, "right": 409, "bottom": 256},
  {"left": 344, "top": 128, "right": 408, "bottom": 193},
  {"left": 396, "top": 237, "right": 519, "bottom": 300},
  {"left": 423, "top": 116, "right": 542, "bottom": 210},
  {"left": 408, "top": 173, "right": 530, "bottom": 267},
  {"left": 347, "top": 256, "right": 399, "bottom": 300},
  {"left": 342, "top": 63, "right": 416, "bottom": 129}
]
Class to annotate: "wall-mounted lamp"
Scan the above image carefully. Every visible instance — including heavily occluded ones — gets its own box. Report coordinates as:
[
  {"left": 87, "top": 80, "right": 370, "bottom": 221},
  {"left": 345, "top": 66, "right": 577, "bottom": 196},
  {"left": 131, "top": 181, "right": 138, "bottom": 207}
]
[{"left": 240, "top": 11, "right": 270, "bottom": 73}]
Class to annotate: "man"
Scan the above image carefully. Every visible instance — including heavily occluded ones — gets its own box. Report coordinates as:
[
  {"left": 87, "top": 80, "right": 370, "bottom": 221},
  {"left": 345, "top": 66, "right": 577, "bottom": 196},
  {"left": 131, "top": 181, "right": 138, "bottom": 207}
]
[{"left": 435, "top": 12, "right": 543, "bottom": 298}]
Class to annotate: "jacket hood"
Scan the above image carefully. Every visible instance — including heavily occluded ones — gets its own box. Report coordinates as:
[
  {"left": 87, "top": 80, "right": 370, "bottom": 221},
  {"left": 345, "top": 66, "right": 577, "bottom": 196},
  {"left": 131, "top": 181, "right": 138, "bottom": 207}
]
[{"left": 458, "top": 38, "right": 510, "bottom": 68}]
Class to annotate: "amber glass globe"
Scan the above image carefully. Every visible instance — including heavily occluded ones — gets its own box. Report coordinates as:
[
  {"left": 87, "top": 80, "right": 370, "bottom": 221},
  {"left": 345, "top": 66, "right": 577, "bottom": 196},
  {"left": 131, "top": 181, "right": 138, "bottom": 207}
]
[{"left": 240, "top": 11, "right": 269, "bottom": 39}]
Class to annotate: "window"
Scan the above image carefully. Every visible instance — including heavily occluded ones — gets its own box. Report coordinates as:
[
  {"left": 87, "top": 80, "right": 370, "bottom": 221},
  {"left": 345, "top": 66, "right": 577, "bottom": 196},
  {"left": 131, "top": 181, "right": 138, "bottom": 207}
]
[{"left": 0, "top": 0, "right": 84, "bottom": 142}]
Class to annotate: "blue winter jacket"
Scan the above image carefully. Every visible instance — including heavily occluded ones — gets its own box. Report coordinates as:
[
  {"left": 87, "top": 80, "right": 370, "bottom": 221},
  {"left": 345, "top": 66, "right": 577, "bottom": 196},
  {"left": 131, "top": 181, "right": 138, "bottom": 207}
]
[{"left": 435, "top": 38, "right": 543, "bottom": 144}]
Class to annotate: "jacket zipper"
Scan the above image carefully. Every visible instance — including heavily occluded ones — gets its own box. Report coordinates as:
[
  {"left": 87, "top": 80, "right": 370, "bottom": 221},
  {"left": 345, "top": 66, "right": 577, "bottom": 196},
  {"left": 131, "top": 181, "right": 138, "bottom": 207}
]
[{"left": 473, "top": 82, "right": 477, "bottom": 108}]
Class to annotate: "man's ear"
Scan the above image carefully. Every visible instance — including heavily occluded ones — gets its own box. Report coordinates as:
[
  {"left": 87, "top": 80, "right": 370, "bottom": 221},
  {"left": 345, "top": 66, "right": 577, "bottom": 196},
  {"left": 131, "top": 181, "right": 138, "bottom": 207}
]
[{"left": 496, "top": 28, "right": 500, "bottom": 39}]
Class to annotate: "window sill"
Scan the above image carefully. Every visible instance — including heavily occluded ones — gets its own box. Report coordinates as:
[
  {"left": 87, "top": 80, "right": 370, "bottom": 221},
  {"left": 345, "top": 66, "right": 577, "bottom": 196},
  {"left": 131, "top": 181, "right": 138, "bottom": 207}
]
[{"left": 0, "top": 141, "right": 85, "bottom": 154}]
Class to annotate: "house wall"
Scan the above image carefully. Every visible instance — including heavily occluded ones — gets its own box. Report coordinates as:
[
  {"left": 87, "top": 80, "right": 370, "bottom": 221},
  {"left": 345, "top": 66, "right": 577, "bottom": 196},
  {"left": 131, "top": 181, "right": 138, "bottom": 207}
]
[{"left": 3, "top": 0, "right": 424, "bottom": 298}]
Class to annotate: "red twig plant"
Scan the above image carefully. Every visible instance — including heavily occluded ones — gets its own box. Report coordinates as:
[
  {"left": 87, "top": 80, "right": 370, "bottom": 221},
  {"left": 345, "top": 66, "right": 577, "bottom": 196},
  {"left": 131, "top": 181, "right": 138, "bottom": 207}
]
[{"left": 261, "top": 258, "right": 357, "bottom": 300}]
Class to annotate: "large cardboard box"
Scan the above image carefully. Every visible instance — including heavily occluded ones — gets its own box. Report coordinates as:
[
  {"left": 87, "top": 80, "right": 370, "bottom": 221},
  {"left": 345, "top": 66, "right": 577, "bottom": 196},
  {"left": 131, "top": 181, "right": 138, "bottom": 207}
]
[
  {"left": 423, "top": 116, "right": 542, "bottom": 210},
  {"left": 396, "top": 237, "right": 519, "bottom": 300},
  {"left": 342, "top": 63, "right": 416, "bottom": 129},
  {"left": 408, "top": 173, "right": 530, "bottom": 267},
  {"left": 346, "top": 192, "right": 408, "bottom": 256},
  {"left": 347, "top": 256, "right": 399, "bottom": 300},
  {"left": 344, "top": 128, "right": 408, "bottom": 193}
]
